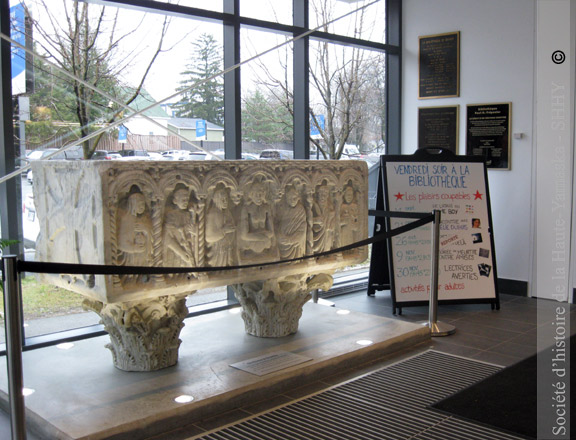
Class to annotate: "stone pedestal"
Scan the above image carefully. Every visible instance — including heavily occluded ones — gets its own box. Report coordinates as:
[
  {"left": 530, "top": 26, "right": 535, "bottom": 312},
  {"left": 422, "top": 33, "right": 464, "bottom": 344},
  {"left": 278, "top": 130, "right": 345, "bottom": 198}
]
[
  {"left": 33, "top": 160, "right": 369, "bottom": 370},
  {"left": 233, "top": 273, "right": 333, "bottom": 337},
  {"left": 83, "top": 293, "right": 189, "bottom": 371}
]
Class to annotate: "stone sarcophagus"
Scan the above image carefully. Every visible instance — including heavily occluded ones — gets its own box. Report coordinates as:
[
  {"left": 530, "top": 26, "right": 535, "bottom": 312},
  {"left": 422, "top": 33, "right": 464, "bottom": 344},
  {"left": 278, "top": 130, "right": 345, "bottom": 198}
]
[{"left": 33, "top": 159, "right": 368, "bottom": 371}]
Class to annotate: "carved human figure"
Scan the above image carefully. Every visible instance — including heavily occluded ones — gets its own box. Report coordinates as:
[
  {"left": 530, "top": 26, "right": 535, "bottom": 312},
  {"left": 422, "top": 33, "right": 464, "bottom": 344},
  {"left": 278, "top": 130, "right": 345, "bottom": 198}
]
[
  {"left": 162, "top": 185, "right": 196, "bottom": 271},
  {"left": 340, "top": 184, "right": 359, "bottom": 245},
  {"left": 237, "top": 177, "right": 278, "bottom": 263},
  {"left": 312, "top": 181, "right": 336, "bottom": 253},
  {"left": 117, "top": 188, "right": 153, "bottom": 284},
  {"left": 277, "top": 184, "right": 307, "bottom": 260},
  {"left": 205, "top": 185, "right": 236, "bottom": 267}
]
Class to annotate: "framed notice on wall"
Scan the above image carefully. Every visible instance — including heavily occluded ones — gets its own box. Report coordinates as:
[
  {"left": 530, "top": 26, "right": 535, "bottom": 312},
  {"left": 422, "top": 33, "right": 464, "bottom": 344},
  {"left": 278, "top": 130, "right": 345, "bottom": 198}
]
[
  {"left": 418, "top": 106, "right": 459, "bottom": 153},
  {"left": 379, "top": 149, "right": 499, "bottom": 313},
  {"left": 418, "top": 31, "right": 460, "bottom": 99},
  {"left": 466, "top": 103, "right": 511, "bottom": 169}
]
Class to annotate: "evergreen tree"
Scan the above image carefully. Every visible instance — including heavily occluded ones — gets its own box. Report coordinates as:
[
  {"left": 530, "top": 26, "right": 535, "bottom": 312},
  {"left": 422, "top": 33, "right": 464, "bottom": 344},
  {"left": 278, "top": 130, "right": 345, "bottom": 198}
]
[
  {"left": 242, "top": 90, "right": 292, "bottom": 143},
  {"left": 174, "top": 34, "right": 224, "bottom": 125}
]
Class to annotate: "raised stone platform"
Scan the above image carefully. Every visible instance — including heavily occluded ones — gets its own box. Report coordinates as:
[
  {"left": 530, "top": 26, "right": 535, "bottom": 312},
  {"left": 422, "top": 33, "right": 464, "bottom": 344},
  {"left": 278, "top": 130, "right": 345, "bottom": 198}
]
[{"left": 0, "top": 303, "right": 429, "bottom": 440}]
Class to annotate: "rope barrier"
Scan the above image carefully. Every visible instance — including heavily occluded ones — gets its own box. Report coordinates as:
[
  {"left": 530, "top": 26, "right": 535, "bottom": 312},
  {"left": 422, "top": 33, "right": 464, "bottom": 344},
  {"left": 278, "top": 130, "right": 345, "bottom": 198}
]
[{"left": 16, "top": 213, "right": 434, "bottom": 276}]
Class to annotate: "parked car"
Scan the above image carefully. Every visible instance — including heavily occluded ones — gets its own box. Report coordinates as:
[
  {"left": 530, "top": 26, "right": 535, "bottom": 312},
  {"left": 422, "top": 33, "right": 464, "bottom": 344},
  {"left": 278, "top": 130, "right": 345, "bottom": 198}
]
[
  {"left": 146, "top": 151, "right": 163, "bottom": 160},
  {"left": 188, "top": 152, "right": 213, "bottom": 160},
  {"left": 22, "top": 192, "right": 39, "bottom": 246},
  {"left": 161, "top": 150, "right": 193, "bottom": 160},
  {"left": 90, "top": 150, "right": 121, "bottom": 160},
  {"left": 25, "top": 146, "right": 84, "bottom": 183},
  {"left": 341, "top": 144, "right": 361, "bottom": 159},
  {"left": 16, "top": 153, "right": 31, "bottom": 177},
  {"left": 259, "top": 149, "right": 293, "bottom": 160},
  {"left": 27, "top": 146, "right": 84, "bottom": 161},
  {"left": 208, "top": 150, "right": 259, "bottom": 160},
  {"left": 117, "top": 149, "right": 150, "bottom": 160}
]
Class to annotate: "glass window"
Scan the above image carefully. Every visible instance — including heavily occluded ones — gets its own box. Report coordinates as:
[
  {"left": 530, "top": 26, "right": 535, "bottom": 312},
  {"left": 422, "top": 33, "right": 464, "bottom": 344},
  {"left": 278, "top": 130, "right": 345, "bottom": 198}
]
[
  {"left": 11, "top": 0, "right": 227, "bottom": 340},
  {"left": 241, "top": 27, "right": 294, "bottom": 158},
  {"left": 151, "top": 0, "right": 223, "bottom": 13},
  {"left": 2, "top": 0, "right": 397, "bottom": 345},
  {"left": 309, "top": 40, "right": 387, "bottom": 160},
  {"left": 240, "top": 0, "right": 293, "bottom": 25},
  {"left": 310, "top": 0, "right": 386, "bottom": 44}
]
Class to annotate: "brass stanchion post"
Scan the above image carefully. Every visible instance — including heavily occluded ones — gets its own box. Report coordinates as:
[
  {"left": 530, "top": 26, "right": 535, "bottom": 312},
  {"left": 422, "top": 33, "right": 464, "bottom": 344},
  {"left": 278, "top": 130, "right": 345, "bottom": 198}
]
[{"left": 427, "top": 210, "right": 456, "bottom": 337}]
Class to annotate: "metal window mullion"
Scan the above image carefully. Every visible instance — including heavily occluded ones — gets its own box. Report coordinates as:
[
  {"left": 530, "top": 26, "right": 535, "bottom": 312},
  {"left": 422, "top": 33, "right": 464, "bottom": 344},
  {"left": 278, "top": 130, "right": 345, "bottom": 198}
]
[
  {"left": 223, "top": 0, "right": 241, "bottom": 303},
  {"left": 0, "top": 0, "right": 24, "bottom": 259},
  {"left": 385, "top": 0, "right": 401, "bottom": 155},
  {"left": 223, "top": 0, "right": 241, "bottom": 160},
  {"left": 293, "top": 0, "right": 309, "bottom": 159}
]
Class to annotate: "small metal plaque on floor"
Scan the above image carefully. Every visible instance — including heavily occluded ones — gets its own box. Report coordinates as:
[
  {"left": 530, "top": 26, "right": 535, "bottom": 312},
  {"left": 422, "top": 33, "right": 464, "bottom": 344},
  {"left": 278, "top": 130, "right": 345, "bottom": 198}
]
[{"left": 230, "top": 351, "right": 312, "bottom": 376}]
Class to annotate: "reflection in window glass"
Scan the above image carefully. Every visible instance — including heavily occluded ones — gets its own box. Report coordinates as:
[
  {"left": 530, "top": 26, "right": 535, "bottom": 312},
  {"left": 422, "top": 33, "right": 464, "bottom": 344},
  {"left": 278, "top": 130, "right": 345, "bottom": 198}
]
[
  {"left": 309, "top": 40, "right": 386, "bottom": 161},
  {"left": 310, "top": 0, "right": 386, "bottom": 44},
  {"left": 12, "top": 0, "right": 227, "bottom": 339},
  {"left": 240, "top": 0, "right": 292, "bottom": 25},
  {"left": 241, "top": 27, "right": 294, "bottom": 159}
]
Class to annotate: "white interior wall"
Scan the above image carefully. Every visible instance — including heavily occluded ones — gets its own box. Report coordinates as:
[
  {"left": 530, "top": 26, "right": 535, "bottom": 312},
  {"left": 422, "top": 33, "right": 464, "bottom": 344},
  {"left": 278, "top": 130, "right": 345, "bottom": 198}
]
[{"left": 402, "top": 0, "right": 536, "bottom": 286}]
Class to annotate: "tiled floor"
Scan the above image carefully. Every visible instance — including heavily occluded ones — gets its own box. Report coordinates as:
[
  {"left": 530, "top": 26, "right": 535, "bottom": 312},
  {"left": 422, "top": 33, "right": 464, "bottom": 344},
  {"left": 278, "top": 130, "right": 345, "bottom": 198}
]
[
  {"left": 1, "top": 289, "right": 574, "bottom": 439},
  {"left": 333, "top": 290, "right": 576, "bottom": 367},
  {"left": 188, "top": 290, "right": 576, "bottom": 438}
]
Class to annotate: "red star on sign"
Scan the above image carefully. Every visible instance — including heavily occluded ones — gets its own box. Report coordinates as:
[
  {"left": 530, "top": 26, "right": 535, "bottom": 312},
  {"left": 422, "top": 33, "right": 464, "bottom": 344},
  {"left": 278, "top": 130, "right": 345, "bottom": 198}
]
[
  {"left": 395, "top": 192, "right": 404, "bottom": 201},
  {"left": 474, "top": 190, "right": 483, "bottom": 200}
]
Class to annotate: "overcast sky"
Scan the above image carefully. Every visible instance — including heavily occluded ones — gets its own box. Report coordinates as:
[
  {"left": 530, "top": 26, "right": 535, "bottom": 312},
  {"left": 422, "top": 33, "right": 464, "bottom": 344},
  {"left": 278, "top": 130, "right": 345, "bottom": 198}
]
[{"left": 21, "top": 0, "right": 384, "bottom": 105}]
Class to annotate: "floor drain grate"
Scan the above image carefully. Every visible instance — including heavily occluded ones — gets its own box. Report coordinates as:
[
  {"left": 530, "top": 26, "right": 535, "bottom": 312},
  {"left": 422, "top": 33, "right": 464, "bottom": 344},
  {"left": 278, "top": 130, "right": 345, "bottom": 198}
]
[{"left": 192, "top": 351, "right": 524, "bottom": 440}]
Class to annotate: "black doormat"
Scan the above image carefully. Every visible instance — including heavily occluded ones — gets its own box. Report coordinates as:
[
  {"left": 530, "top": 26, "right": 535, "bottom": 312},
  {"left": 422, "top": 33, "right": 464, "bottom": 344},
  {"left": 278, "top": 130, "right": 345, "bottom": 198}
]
[{"left": 430, "top": 336, "right": 574, "bottom": 439}]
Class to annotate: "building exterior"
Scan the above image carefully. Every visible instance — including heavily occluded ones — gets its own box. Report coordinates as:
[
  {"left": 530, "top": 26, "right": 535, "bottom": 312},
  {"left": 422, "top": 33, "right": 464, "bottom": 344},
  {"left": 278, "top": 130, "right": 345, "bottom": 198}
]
[
  {"left": 122, "top": 89, "right": 172, "bottom": 136},
  {"left": 166, "top": 118, "right": 225, "bottom": 142}
]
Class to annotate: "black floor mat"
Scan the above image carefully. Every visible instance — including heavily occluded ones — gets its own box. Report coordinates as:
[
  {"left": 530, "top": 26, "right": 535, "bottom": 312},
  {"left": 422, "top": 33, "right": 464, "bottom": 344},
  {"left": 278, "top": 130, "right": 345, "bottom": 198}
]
[{"left": 431, "top": 336, "right": 574, "bottom": 439}]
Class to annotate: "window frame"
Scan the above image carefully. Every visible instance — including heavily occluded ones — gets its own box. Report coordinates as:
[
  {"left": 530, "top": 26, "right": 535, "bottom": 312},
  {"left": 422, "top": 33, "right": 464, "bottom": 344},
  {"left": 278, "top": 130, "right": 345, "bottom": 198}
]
[{"left": 0, "top": 0, "right": 401, "bottom": 351}]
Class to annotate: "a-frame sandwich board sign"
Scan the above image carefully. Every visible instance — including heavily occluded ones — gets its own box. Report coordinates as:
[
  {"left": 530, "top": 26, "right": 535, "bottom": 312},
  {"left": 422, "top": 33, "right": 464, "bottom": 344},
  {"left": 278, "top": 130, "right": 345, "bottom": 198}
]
[{"left": 368, "top": 149, "right": 499, "bottom": 314}]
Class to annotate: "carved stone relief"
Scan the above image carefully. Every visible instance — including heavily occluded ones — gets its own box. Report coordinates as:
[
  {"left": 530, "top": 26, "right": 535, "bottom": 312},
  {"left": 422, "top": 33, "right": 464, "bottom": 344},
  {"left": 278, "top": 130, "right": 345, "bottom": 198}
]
[
  {"left": 83, "top": 293, "right": 189, "bottom": 371},
  {"left": 33, "top": 160, "right": 369, "bottom": 369}
]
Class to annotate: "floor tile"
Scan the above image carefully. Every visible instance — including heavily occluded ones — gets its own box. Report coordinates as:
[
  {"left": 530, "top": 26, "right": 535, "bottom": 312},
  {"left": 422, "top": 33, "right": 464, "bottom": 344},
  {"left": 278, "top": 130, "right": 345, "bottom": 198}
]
[
  {"left": 469, "top": 350, "right": 524, "bottom": 367},
  {"left": 447, "top": 318, "right": 524, "bottom": 341},
  {"left": 428, "top": 339, "right": 483, "bottom": 359},
  {"left": 488, "top": 340, "right": 538, "bottom": 359},
  {"left": 461, "top": 313, "right": 537, "bottom": 333}
]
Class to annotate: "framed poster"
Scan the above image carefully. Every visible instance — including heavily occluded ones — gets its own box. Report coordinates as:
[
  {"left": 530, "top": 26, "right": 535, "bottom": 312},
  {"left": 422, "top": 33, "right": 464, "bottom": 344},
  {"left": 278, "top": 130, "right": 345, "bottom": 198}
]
[
  {"left": 377, "top": 149, "right": 499, "bottom": 313},
  {"left": 418, "top": 106, "right": 459, "bottom": 153},
  {"left": 466, "top": 103, "right": 511, "bottom": 169},
  {"left": 418, "top": 31, "right": 460, "bottom": 99}
]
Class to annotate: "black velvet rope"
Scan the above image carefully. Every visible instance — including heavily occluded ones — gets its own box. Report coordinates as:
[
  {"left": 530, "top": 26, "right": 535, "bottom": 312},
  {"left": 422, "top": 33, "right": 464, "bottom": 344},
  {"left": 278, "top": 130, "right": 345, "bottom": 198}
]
[{"left": 16, "top": 213, "right": 434, "bottom": 276}]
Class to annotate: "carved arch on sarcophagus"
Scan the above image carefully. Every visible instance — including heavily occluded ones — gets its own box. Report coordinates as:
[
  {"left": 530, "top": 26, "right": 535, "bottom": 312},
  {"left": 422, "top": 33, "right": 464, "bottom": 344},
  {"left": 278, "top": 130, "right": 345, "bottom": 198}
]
[
  {"left": 199, "top": 169, "right": 241, "bottom": 268},
  {"left": 105, "top": 167, "right": 163, "bottom": 289},
  {"left": 279, "top": 170, "right": 314, "bottom": 255},
  {"left": 338, "top": 167, "right": 368, "bottom": 211},
  {"left": 337, "top": 168, "right": 368, "bottom": 254},
  {"left": 310, "top": 170, "right": 340, "bottom": 254},
  {"left": 235, "top": 168, "right": 281, "bottom": 265},
  {"left": 237, "top": 167, "right": 281, "bottom": 203},
  {"left": 158, "top": 172, "right": 204, "bottom": 274},
  {"left": 202, "top": 169, "right": 241, "bottom": 205}
]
